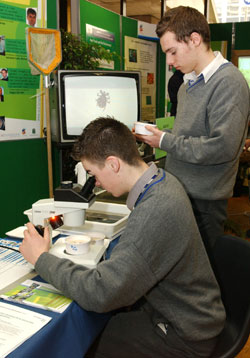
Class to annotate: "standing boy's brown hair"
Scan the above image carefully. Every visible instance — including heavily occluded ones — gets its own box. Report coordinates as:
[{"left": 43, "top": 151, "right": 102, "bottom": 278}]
[{"left": 156, "top": 6, "right": 211, "bottom": 50}]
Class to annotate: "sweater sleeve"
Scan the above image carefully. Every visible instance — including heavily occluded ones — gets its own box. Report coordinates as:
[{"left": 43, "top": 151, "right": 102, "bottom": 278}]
[
  {"left": 35, "top": 241, "right": 156, "bottom": 313},
  {"left": 161, "top": 72, "right": 250, "bottom": 165},
  {"left": 35, "top": 175, "right": 196, "bottom": 314}
]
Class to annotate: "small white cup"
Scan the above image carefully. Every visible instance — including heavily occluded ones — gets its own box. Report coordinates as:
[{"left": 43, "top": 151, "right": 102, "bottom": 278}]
[
  {"left": 134, "top": 122, "right": 156, "bottom": 136},
  {"left": 89, "top": 232, "right": 106, "bottom": 246},
  {"left": 65, "top": 235, "right": 91, "bottom": 255}
]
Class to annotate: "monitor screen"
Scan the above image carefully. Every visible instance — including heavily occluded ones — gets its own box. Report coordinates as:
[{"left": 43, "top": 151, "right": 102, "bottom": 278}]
[
  {"left": 56, "top": 70, "right": 141, "bottom": 144},
  {"left": 238, "top": 56, "right": 250, "bottom": 88}
]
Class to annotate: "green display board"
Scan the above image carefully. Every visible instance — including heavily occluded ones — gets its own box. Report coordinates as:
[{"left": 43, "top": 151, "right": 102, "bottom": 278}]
[
  {"left": 209, "top": 23, "right": 232, "bottom": 60},
  {"left": 235, "top": 22, "right": 250, "bottom": 50},
  {"left": 154, "top": 116, "right": 175, "bottom": 160},
  {"left": 79, "top": 1, "right": 121, "bottom": 70},
  {"left": 0, "top": 0, "right": 59, "bottom": 237}
]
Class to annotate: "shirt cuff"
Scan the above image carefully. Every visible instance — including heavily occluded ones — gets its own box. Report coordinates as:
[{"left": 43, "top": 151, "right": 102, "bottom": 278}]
[{"left": 159, "top": 132, "right": 166, "bottom": 149}]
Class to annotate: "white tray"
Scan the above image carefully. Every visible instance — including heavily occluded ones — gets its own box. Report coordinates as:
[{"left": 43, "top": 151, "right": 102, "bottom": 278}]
[
  {"left": 24, "top": 201, "right": 130, "bottom": 239},
  {"left": 5, "top": 226, "right": 60, "bottom": 240},
  {"left": 77, "top": 201, "right": 130, "bottom": 238},
  {"left": 49, "top": 237, "right": 109, "bottom": 268}
]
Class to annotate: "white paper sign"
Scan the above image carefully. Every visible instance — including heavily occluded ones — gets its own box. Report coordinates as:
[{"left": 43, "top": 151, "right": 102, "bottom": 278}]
[{"left": 0, "top": 301, "right": 51, "bottom": 357}]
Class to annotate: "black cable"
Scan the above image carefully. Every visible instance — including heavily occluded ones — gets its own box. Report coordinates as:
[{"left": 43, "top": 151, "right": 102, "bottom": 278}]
[{"left": 0, "top": 244, "right": 20, "bottom": 253}]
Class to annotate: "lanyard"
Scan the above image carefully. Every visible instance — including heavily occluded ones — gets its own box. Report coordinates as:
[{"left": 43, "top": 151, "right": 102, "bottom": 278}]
[{"left": 135, "top": 170, "right": 166, "bottom": 207}]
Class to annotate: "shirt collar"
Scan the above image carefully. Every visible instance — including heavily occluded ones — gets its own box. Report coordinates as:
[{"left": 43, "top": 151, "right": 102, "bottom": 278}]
[
  {"left": 126, "top": 162, "right": 159, "bottom": 211},
  {"left": 184, "top": 51, "right": 228, "bottom": 85}
]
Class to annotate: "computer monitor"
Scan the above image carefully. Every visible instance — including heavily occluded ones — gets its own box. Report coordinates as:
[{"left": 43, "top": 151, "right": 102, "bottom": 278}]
[
  {"left": 232, "top": 49, "right": 250, "bottom": 88},
  {"left": 52, "top": 69, "right": 141, "bottom": 145},
  {"left": 238, "top": 56, "right": 250, "bottom": 88}
]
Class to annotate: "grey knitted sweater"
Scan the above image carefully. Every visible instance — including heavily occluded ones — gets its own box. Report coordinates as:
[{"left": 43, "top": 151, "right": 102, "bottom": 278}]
[
  {"left": 36, "top": 169, "right": 225, "bottom": 342},
  {"left": 162, "top": 62, "right": 250, "bottom": 200}
]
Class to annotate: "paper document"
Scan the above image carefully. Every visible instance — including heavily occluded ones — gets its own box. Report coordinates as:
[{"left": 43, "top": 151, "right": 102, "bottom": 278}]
[
  {"left": 1, "top": 279, "right": 72, "bottom": 313},
  {"left": 0, "top": 301, "right": 51, "bottom": 358},
  {"left": 0, "top": 239, "right": 34, "bottom": 290}
]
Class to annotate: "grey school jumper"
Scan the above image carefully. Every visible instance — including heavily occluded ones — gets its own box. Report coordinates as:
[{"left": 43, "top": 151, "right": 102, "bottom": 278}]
[
  {"left": 36, "top": 165, "right": 225, "bottom": 356},
  {"left": 162, "top": 62, "right": 250, "bottom": 200}
]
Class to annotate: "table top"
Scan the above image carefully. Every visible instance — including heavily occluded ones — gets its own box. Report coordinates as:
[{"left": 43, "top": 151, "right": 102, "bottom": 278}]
[
  {"left": 0, "top": 238, "right": 112, "bottom": 358},
  {"left": 6, "top": 297, "right": 111, "bottom": 358}
]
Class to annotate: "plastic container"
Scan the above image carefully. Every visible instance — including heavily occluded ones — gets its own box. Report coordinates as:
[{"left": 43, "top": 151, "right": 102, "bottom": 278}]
[
  {"left": 89, "top": 232, "right": 106, "bottom": 246},
  {"left": 65, "top": 235, "right": 91, "bottom": 255},
  {"left": 134, "top": 122, "right": 156, "bottom": 135}
]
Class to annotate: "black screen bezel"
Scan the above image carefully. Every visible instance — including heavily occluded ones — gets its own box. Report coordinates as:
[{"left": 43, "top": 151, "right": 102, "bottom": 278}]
[{"left": 58, "top": 70, "right": 141, "bottom": 144}]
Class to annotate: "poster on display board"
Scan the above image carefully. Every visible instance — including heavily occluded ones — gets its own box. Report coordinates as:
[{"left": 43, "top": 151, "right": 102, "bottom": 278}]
[
  {"left": 137, "top": 21, "right": 158, "bottom": 41},
  {"left": 0, "top": 0, "right": 47, "bottom": 141},
  {"left": 124, "top": 36, "right": 157, "bottom": 122},
  {"left": 86, "top": 24, "right": 115, "bottom": 70}
]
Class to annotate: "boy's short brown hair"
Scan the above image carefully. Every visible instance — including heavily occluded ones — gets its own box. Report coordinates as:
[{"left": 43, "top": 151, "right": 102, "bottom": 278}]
[
  {"left": 156, "top": 6, "right": 211, "bottom": 50},
  {"left": 72, "top": 116, "right": 143, "bottom": 167}
]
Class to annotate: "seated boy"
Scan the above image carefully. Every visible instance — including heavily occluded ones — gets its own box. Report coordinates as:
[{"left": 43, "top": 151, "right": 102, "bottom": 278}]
[{"left": 20, "top": 116, "right": 225, "bottom": 358}]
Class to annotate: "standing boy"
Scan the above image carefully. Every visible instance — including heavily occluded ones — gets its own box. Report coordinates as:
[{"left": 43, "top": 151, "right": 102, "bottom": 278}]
[{"left": 136, "top": 6, "right": 250, "bottom": 257}]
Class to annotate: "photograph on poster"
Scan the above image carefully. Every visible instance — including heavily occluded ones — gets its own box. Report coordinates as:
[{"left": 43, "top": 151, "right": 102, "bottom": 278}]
[
  {"left": 0, "top": 36, "right": 5, "bottom": 56},
  {"left": 129, "top": 49, "right": 137, "bottom": 63},
  {"left": 0, "top": 68, "right": 8, "bottom": 81},
  {"left": 0, "top": 87, "right": 4, "bottom": 102},
  {"left": 146, "top": 95, "right": 152, "bottom": 105},
  {"left": 147, "top": 73, "right": 154, "bottom": 84},
  {"left": 26, "top": 8, "right": 37, "bottom": 27},
  {"left": 0, "top": 116, "right": 5, "bottom": 131}
]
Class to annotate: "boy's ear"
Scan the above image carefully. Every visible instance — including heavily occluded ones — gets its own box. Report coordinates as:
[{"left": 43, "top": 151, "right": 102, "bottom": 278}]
[
  {"left": 106, "top": 156, "right": 120, "bottom": 173},
  {"left": 189, "top": 32, "right": 201, "bottom": 47}
]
